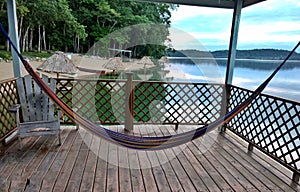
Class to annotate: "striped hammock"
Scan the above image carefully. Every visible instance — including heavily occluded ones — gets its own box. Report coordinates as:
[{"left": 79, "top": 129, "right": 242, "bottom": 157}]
[{"left": 1, "top": 23, "right": 299, "bottom": 150}]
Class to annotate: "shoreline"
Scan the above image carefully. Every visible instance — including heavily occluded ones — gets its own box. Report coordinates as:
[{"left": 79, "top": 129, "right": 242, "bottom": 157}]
[{"left": 0, "top": 55, "right": 157, "bottom": 81}]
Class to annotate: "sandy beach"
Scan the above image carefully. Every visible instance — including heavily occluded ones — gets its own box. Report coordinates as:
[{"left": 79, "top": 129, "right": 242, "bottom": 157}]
[
  {"left": 0, "top": 54, "right": 160, "bottom": 81},
  {"left": 0, "top": 59, "right": 41, "bottom": 81}
]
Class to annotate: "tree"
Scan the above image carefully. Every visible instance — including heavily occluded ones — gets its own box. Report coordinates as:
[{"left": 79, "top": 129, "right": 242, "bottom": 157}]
[{"left": 1, "top": 0, "right": 176, "bottom": 54}]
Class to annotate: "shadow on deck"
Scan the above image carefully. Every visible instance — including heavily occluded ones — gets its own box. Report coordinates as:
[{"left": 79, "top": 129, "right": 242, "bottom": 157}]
[{"left": 0, "top": 125, "right": 299, "bottom": 192}]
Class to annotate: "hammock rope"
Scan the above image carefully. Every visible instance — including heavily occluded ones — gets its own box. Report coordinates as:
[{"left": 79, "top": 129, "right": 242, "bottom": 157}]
[{"left": 1, "top": 23, "right": 299, "bottom": 150}]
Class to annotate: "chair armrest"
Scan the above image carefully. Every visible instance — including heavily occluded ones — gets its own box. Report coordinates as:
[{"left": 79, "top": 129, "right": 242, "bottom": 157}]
[
  {"left": 8, "top": 104, "right": 21, "bottom": 113},
  {"left": 8, "top": 104, "right": 21, "bottom": 125}
]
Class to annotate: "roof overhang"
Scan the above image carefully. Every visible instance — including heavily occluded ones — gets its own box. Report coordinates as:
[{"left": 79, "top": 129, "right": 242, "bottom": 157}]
[{"left": 135, "top": 0, "right": 266, "bottom": 9}]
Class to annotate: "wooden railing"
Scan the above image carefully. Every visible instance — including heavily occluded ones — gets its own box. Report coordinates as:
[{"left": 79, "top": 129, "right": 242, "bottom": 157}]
[
  {"left": 56, "top": 76, "right": 225, "bottom": 129},
  {"left": 226, "top": 85, "right": 300, "bottom": 181},
  {"left": 0, "top": 76, "right": 299, "bottom": 180}
]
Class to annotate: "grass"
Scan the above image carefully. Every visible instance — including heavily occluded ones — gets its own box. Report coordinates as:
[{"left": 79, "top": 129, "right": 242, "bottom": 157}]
[{"left": 0, "top": 50, "right": 52, "bottom": 60}]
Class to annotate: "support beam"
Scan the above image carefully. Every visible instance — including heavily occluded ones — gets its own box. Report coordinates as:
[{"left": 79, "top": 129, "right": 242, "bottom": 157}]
[
  {"left": 125, "top": 72, "right": 134, "bottom": 132},
  {"left": 219, "top": 0, "right": 243, "bottom": 133},
  {"left": 225, "top": 0, "right": 243, "bottom": 85},
  {"left": 7, "top": 0, "right": 22, "bottom": 77}
]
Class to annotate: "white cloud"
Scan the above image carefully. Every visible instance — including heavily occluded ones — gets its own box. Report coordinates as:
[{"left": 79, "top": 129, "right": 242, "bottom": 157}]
[
  {"left": 169, "top": 25, "right": 231, "bottom": 50},
  {"left": 189, "top": 31, "right": 230, "bottom": 41},
  {"left": 168, "top": 27, "right": 209, "bottom": 50},
  {"left": 238, "top": 21, "right": 300, "bottom": 44},
  {"left": 171, "top": 5, "right": 232, "bottom": 23},
  {"left": 244, "top": 0, "right": 299, "bottom": 12},
  {"left": 170, "top": 0, "right": 300, "bottom": 50}
]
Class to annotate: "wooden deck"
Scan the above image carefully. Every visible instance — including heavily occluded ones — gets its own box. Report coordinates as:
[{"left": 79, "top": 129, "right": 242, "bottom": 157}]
[{"left": 0, "top": 125, "right": 299, "bottom": 192}]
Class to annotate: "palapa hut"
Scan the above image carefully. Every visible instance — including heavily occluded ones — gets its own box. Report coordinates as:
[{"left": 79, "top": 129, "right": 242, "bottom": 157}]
[
  {"left": 103, "top": 57, "right": 125, "bottom": 74},
  {"left": 158, "top": 56, "right": 169, "bottom": 64},
  {"left": 37, "top": 51, "right": 78, "bottom": 78},
  {"left": 137, "top": 56, "right": 155, "bottom": 66},
  {"left": 137, "top": 56, "right": 155, "bottom": 75}
]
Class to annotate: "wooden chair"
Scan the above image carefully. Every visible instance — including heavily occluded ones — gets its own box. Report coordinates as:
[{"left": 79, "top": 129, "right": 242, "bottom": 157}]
[{"left": 9, "top": 74, "right": 61, "bottom": 150}]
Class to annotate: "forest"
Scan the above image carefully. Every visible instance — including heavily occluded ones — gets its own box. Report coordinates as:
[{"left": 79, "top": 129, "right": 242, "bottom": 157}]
[
  {"left": 0, "top": 0, "right": 176, "bottom": 57},
  {"left": 168, "top": 49, "right": 300, "bottom": 60}
]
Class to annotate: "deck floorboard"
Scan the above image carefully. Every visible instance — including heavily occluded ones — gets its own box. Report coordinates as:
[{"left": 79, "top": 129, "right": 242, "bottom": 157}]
[{"left": 0, "top": 125, "right": 299, "bottom": 192}]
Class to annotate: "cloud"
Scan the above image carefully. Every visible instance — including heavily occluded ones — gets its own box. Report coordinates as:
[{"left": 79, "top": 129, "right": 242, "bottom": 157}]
[
  {"left": 171, "top": 6, "right": 232, "bottom": 23},
  {"left": 239, "top": 21, "right": 300, "bottom": 43},
  {"left": 170, "top": 0, "right": 300, "bottom": 50},
  {"left": 168, "top": 27, "right": 209, "bottom": 50},
  {"left": 170, "top": 7, "right": 232, "bottom": 50}
]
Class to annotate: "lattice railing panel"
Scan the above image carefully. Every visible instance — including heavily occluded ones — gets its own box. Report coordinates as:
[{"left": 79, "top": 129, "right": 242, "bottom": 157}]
[
  {"left": 227, "top": 85, "right": 300, "bottom": 174},
  {"left": 56, "top": 79, "right": 126, "bottom": 124},
  {"left": 56, "top": 79, "right": 224, "bottom": 126},
  {"left": 94, "top": 81, "right": 126, "bottom": 124},
  {"left": 0, "top": 79, "right": 18, "bottom": 141},
  {"left": 133, "top": 81, "right": 224, "bottom": 125},
  {"left": 133, "top": 81, "right": 166, "bottom": 123}
]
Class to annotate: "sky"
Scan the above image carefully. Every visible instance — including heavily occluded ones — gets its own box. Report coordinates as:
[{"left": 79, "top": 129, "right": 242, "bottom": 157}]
[{"left": 169, "top": 0, "right": 300, "bottom": 51}]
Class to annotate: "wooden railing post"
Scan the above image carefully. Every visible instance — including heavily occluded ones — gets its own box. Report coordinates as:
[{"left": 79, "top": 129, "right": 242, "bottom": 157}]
[
  {"left": 125, "top": 72, "right": 134, "bottom": 132},
  {"left": 219, "top": 85, "right": 230, "bottom": 133},
  {"left": 292, "top": 172, "right": 299, "bottom": 182},
  {"left": 248, "top": 143, "right": 254, "bottom": 151}
]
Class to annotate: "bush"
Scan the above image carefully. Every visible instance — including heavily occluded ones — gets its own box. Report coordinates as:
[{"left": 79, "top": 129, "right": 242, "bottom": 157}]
[
  {"left": 0, "top": 51, "right": 12, "bottom": 60},
  {"left": 23, "top": 51, "right": 52, "bottom": 58}
]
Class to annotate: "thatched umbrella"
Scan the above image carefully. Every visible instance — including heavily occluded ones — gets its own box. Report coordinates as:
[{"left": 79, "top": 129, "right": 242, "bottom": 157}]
[
  {"left": 103, "top": 57, "right": 125, "bottom": 73},
  {"left": 158, "top": 56, "right": 169, "bottom": 64},
  {"left": 137, "top": 56, "right": 155, "bottom": 66},
  {"left": 37, "top": 51, "right": 78, "bottom": 78},
  {"left": 137, "top": 56, "right": 155, "bottom": 75},
  {"left": 158, "top": 56, "right": 169, "bottom": 78}
]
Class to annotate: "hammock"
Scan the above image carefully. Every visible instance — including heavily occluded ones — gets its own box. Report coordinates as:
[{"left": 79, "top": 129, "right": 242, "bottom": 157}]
[{"left": 1, "top": 24, "right": 299, "bottom": 150}]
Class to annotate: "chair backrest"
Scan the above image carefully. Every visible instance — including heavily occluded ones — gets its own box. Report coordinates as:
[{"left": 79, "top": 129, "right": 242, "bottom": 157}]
[{"left": 16, "top": 74, "right": 56, "bottom": 122}]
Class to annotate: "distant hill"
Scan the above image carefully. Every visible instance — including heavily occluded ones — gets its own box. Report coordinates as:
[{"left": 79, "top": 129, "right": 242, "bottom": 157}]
[{"left": 167, "top": 49, "right": 300, "bottom": 60}]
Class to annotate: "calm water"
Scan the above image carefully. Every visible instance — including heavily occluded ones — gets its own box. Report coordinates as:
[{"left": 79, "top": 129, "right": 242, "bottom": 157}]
[{"left": 167, "top": 58, "right": 300, "bottom": 102}]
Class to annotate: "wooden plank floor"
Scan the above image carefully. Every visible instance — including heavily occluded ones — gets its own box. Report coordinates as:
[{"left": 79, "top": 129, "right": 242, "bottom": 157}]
[{"left": 0, "top": 125, "right": 299, "bottom": 192}]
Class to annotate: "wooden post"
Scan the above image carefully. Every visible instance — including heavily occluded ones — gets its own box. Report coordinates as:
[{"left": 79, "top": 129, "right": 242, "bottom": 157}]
[
  {"left": 125, "top": 72, "right": 134, "bottom": 132},
  {"left": 6, "top": 0, "right": 22, "bottom": 77},
  {"left": 248, "top": 143, "right": 254, "bottom": 151},
  {"left": 220, "top": 0, "right": 243, "bottom": 133},
  {"left": 292, "top": 172, "right": 299, "bottom": 182}
]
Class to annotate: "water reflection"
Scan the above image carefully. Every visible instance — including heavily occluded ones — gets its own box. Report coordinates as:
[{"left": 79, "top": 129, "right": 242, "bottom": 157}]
[{"left": 168, "top": 58, "right": 300, "bottom": 102}]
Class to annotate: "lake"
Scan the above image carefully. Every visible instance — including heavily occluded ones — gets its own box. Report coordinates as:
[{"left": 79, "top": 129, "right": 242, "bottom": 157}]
[{"left": 166, "top": 58, "right": 300, "bottom": 102}]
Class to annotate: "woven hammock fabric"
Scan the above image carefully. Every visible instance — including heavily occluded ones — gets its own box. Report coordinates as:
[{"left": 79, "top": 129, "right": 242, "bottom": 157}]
[{"left": 1, "top": 23, "right": 299, "bottom": 150}]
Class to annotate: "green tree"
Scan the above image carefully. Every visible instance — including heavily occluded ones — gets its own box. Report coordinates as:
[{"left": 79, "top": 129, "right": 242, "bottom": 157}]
[{"left": 1, "top": 0, "right": 175, "bottom": 54}]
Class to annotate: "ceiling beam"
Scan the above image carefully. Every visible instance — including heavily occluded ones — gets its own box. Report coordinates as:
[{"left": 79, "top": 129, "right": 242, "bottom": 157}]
[
  {"left": 243, "top": 0, "right": 266, "bottom": 7},
  {"left": 135, "top": 0, "right": 266, "bottom": 9}
]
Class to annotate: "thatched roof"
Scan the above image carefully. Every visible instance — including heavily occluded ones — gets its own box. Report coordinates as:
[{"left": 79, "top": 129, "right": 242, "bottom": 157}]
[
  {"left": 103, "top": 57, "right": 125, "bottom": 71},
  {"left": 37, "top": 51, "right": 78, "bottom": 74},
  {"left": 137, "top": 56, "right": 155, "bottom": 66},
  {"left": 158, "top": 56, "right": 169, "bottom": 63}
]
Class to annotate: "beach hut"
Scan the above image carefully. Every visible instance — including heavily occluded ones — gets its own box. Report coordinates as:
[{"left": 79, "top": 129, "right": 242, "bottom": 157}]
[
  {"left": 103, "top": 57, "right": 125, "bottom": 73},
  {"left": 158, "top": 56, "right": 169, "bottom": 64},
  {"left": 137, "top": 56, "right": 156, "bottom": 73},
  {"left": 37, "top": 51, "right": 78, "bottom": 78},
  {"left": 137, "top": 56, "right": 155, "bottom": 66}
]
